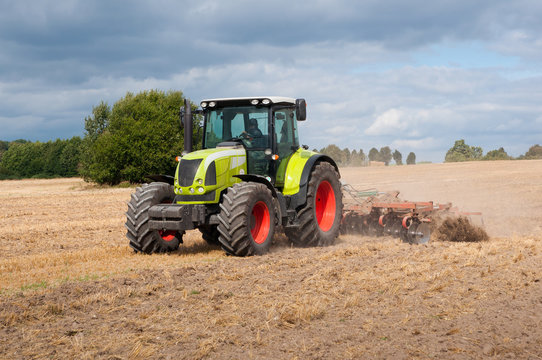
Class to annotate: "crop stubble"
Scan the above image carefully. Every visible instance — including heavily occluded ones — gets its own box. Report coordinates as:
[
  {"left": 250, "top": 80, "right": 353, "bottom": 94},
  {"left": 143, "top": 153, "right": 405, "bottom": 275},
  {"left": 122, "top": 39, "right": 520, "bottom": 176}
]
[{"left": 1, "top": 160, "right": 541, "bottom": 359}]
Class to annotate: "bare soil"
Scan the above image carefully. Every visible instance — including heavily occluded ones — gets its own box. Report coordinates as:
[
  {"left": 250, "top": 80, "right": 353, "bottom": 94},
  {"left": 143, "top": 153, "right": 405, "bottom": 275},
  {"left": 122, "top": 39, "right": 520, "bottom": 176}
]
[{"left": 1, "top": 160, "right": 541, "bottom": 359}]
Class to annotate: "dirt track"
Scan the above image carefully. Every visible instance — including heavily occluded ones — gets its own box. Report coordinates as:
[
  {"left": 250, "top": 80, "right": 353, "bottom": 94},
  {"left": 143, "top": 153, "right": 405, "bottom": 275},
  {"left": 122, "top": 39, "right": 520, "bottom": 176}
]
[{"left": 1, "top": 160, "right": 541, "bottom": 359}]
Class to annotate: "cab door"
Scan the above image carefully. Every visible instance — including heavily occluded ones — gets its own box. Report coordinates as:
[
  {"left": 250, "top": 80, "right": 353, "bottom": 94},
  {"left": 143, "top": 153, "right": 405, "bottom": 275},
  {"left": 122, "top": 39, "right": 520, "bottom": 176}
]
[{"left": 273, "top": 108, "right": 299, "bottom": 187}]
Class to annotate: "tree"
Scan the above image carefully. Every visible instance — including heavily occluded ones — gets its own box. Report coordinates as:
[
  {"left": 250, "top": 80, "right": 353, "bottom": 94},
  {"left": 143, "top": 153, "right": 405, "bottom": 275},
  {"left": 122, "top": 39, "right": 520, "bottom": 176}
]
[
  {"left": 406, "top": 152, "right": 416, "bottom": 165},
  {"left": 59, "top": 137, "right": 83, "bottom": 176},
  {"left": 523, "top": 144, "right": 542, "bottom": 159},
  {"left": 392, "top": 149, "right": 403, "bottom": 165},
  {"left": 379, "top": 146, "right": 392, "bottom": 165},
  {"left": 80, "top": 90, "right": 199, "bottom": 184},
  {"left": 358, "top": 149, "right": 366, "bottom": 165},
  {"left": 320, "top": 144, "right": 346, "bottom": 165},
  {"left": 84, "top": 101, "right": 111, "bottom": 142},
  {"left": 445, "top": 139, "right": 483, "bottom": 162},
  {"left": 0, "top": 141, "right": 44, "bottom": 178},
  {"left": 43, "top": 139, "right": 66, "bottom": 176},
  {"left": 368, "top": 147, "right": 379, "bottom": 162},
  {"left": 0, "top": 140, "right": 8, "bottom": 162},
  {"left": 348, "top": 149, "right": 366, "bottom": 167},
  {"left": 342, "top": 147, "right": 351, "bottom": 166},
  {"left": 483, "top": 147, "right": 510, "bottom": 160}
]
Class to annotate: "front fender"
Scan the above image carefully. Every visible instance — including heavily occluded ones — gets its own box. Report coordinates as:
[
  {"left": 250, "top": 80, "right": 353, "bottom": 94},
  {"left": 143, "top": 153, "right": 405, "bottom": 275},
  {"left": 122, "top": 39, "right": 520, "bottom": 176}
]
[
  {"left": 234, "top": 174, "right": 287, "bottom": 224},
  {"left": 233, "top": 174, "right": 277, "bottom": 198},
  {"left": 145, "top": 174, "right": 175, "bottom": 185}
]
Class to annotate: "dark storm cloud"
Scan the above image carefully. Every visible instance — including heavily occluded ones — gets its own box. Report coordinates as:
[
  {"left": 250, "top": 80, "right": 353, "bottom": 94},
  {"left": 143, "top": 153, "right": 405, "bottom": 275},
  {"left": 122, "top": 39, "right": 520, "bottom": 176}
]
[
  {"left": 2, "top": 0, "right": 541, "bottom": 84},
  {"left": 2, "top": 0, "right": 540, "bottom": 82}
]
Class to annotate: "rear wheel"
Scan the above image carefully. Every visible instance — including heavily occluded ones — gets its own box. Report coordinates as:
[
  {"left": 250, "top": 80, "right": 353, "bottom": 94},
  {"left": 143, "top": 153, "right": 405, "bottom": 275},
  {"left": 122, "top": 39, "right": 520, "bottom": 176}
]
[
  {"left": 125, "top": 182, "right": 183, "bottom": 253},
  {"left": 217, "top": 182, "right": 275, "bottom": 256},
  {"left": 285, "top": 162, "right": 343, "bottom": 247}
]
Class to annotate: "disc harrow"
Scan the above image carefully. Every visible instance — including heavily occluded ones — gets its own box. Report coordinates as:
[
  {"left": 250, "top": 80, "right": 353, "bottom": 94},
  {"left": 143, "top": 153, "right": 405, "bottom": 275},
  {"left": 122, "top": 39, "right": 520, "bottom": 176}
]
[{"left": 340, "top": 183, "right": 481, "bottom": 244}]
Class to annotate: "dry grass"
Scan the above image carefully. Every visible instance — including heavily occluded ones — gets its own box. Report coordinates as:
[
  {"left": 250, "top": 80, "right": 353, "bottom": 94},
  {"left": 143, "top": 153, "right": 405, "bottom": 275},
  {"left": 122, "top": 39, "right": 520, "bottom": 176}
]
[
  {"left": 0, "top": 178, "right": 225, "bottom": 293},
  {"left": 1, "top": 161, "right": 542, "bottom": 359}
]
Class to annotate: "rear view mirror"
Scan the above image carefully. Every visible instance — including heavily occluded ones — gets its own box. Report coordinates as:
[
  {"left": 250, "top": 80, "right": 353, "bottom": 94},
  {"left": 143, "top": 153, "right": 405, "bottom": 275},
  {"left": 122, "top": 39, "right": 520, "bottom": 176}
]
[{"left": 296, "top": 99, "right": 306, "bottom": 121}]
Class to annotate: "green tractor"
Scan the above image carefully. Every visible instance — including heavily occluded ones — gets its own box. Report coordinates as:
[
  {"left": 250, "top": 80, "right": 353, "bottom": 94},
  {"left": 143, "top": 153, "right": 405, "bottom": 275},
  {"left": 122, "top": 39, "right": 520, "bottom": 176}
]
[{"left": 125, "top": 97, "right": 343, "bottom": 256}]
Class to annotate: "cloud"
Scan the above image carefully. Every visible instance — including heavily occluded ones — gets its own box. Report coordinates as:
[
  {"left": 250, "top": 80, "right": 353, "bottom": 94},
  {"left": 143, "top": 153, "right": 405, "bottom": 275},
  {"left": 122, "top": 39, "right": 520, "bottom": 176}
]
[
  {"left": 365, "top": 109, "right": 408, "bottom": 136},
  {"left": 1, "top": 0, "right": 542, "bottom": 162},
  {"left": 391, "top": 137, "right": 440, "bottom": 150}
]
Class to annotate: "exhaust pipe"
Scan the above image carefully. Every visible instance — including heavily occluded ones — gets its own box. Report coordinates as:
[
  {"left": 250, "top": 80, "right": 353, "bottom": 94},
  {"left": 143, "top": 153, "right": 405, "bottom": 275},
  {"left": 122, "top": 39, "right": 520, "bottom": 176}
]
[{"left": 181, "top": 99, "right": 193, "bottom": 153}]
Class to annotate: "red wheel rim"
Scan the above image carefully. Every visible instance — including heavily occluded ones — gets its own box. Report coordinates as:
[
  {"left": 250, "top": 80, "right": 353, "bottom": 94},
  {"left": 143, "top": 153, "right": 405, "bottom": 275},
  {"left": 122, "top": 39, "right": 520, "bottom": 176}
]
[
  {"left": 159, "top": 230, "right": 176, "bottom": 242},
  {"left": 158, "top": 198, "right": 176, "bottom": 241},
  {"left": 251, "top": 201, "right": 270, "bottom": 244},
  {"left": 315, "top": 180, "right": 336, "bottom": 232}
]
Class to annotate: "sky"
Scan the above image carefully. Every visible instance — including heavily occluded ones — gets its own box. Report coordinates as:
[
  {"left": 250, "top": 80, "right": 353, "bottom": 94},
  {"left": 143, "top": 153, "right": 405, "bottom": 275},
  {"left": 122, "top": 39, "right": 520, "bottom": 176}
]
[{"left": 1, "top": 0, "right": 541, "bottom": 162}]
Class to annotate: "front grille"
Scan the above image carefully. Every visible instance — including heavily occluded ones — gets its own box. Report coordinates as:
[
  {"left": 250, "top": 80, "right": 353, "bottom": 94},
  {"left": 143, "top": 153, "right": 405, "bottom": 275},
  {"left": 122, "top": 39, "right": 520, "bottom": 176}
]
[
  {"left": 176, "top": 191, "right": 216, "bottom": 202},
  {"left": 178, "top": 159, "right": 202, "bottom": 186}
]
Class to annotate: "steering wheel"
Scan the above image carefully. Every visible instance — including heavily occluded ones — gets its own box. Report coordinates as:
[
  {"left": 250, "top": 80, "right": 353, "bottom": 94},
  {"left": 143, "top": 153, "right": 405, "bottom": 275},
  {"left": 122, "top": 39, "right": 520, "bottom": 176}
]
[{"left": 240, "top": 131, "right": 254, "bottom": 141}]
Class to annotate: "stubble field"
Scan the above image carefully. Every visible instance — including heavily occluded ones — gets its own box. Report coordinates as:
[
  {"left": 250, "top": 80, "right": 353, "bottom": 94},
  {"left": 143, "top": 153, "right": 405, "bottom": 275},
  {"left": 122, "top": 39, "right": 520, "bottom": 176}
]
[{"left": 1, "top": 160, "right": 541, "bottom": 359}]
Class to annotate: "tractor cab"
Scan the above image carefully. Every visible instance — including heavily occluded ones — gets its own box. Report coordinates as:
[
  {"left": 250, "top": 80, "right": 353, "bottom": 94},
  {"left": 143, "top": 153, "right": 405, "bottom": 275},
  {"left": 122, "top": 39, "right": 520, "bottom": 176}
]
[{"left": 199, "top": 97, "right": 306, "bottom": 183}]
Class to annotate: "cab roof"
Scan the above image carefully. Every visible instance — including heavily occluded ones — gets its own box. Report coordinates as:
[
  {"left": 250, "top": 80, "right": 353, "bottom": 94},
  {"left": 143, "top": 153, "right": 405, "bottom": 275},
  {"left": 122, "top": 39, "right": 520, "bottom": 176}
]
[{"left": 199, "top": 96, "right": 296, "bottom": 108}]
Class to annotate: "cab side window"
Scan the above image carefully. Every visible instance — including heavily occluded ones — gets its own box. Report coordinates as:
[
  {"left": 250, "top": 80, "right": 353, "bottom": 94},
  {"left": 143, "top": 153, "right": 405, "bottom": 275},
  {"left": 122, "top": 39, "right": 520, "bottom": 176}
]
[{"left": 274, "top": 109, "right": 298, "bottom": 160}]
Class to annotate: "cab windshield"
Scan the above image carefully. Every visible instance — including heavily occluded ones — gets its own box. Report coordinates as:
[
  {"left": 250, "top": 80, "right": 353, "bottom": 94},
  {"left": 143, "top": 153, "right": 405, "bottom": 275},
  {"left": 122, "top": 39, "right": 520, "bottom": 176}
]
[{"left": 204, "top": 106, "right": 269, "bottom": 149}]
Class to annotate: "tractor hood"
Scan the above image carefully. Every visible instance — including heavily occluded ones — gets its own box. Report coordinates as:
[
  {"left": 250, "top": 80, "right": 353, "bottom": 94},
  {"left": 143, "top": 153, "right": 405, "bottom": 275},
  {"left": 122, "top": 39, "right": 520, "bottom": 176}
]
[{"left": 174, "top": 147, "right": 247, "bottom": 204}]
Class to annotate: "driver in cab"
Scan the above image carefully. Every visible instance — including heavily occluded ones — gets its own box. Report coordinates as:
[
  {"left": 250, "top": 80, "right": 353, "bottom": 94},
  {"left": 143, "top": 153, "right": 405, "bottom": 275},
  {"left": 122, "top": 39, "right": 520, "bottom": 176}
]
[{"left": 241, "top": 118, "right": 264, "bottom": 147}]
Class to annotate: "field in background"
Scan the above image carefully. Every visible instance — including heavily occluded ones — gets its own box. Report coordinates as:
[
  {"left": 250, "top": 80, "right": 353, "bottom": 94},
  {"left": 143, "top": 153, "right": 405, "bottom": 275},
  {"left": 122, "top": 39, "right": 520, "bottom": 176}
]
[{"left": 1, "top": 160, "right": 541, "bottom": 359}]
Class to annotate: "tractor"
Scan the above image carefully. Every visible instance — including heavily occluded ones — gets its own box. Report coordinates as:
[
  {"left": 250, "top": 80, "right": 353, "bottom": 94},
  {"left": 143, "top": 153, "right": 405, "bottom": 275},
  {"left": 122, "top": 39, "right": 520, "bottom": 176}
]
[{"left": 125, "top": 97, "right": 343, "bottom": 256}]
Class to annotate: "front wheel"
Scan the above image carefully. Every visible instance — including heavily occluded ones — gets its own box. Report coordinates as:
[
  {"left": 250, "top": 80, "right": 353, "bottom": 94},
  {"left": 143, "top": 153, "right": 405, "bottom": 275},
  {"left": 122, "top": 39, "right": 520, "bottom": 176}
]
[
  {"left": 217, "top": 182, "right": 276, "bottom": 256},
  {"left": 285, "top": 162, "right": 343, "bottom": 247},
  {"left": 125, "top": 183, "right": 183, "bottom": 253}
]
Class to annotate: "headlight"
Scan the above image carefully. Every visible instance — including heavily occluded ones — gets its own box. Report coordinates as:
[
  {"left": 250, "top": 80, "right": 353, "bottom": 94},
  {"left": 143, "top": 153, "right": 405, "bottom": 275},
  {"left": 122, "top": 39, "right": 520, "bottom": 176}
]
[
  {"left": 262, "top": 98, "right": 271, "bottom": 105},
  {"left": 251, "top": 99, "right": 259, "bottom": 105},
  {"left": 189, "top": 187, "right": 195, "bottom": 194},
  {"left": 197, "top": 187, "right": 204, "bottom": 193},
  {"left": 209, "top": 101, "right": 216, "bottom": 107},
  {"left": 200, "top": 102, "right": 207, "bottom": 108},
  {"left": 197, "top": 178, "right": 203, "bottom": 185}
]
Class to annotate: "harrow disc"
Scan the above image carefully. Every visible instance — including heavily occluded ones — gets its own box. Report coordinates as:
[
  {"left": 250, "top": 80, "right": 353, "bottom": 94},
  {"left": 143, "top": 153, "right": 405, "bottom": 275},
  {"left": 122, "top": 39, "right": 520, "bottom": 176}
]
[{"left": 406, "top": 222, "right": 431, "bottom": 244}]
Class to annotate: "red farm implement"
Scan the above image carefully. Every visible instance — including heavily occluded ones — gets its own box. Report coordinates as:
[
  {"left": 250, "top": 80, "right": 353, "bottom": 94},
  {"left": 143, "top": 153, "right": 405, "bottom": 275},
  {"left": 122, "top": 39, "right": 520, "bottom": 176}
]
[{"left": 340, "top": 184, "right": 482, "bottom": 244}]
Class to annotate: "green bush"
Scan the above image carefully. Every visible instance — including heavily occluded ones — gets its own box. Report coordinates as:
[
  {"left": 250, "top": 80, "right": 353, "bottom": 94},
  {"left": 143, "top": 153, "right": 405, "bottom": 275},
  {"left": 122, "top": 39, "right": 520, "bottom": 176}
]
[
  {"left": 80, "top": 90, "right": 201, "bottom": 185},
  {"left": 445, "top": 139, "right": 483, "bottom": 162},
  {"left": 483, "top": 147, "right": 510, "bottom": 160},
  {"left": 523, "top": 144, "right": 542, "bottom": 159}
]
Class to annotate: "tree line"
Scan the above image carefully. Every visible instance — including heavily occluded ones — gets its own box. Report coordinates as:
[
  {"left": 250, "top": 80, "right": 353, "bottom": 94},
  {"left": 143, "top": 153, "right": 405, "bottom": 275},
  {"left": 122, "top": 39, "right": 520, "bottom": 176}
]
[
  {"left": 0, "top": 138, "right": 82, "bottom": 179},
  {"left": 444, "top": 139, "right": 542, "bottom": 162},
  {"left": 317, "top": 144, "right": 416, "bottom": 166}
]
